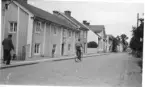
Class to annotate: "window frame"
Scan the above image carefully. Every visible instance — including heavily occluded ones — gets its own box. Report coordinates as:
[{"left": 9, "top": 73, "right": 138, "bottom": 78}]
[
  {"left": 35, "top": 21, "right": 41, "bottom": 33},
  {"left": 9, "top": 21, "right": 17, "bottom": 33},
  {"left": 68, "top": 30, "right": 71, "bottom": 37},
  {"left": 34, "top": 43, "right": 41, "bottom": 55}
]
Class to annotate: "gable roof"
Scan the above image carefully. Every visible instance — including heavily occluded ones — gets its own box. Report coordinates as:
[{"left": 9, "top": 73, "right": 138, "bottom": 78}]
[
  {"left": 63, "top": 13, "right": 89, "bottom": 31},
  {"left": 89, "top": 25, "right": 105, "bottom": 33},
  {"left": 15, "top": 0, "right": 76, "bottom": 30}
]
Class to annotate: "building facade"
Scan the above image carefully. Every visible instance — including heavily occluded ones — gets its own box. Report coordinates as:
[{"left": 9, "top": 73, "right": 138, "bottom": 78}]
[
  {"left": 106, "top": 35, "right": 113, "bottom": 52},
  {"left": 1, "top": 0, "right": 81, "bottom": 60},
  {"left": 52, "top": 10, "right": 89, "bottom": 54},
  {"left": 89, "top": 25, "right": 107, "bottom": 53}
]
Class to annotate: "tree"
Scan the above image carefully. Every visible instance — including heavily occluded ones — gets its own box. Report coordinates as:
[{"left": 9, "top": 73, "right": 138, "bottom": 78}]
[
  {"left": 87, "top": 41, "right": 98, "bottom": 48},
  {"left": 129, "top": 18, "right": 144, "bottom": 58},
  {"left": 112, "top": 37, "right": 118, "bottom": 52},
  {"left": 120, "top": 34, "right": 128, "bottom": 51}
]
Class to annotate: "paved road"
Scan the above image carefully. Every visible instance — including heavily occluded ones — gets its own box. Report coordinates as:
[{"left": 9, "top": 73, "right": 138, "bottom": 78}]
[{"left": 0, "top": 53, "right": 142, "bottom": 87}]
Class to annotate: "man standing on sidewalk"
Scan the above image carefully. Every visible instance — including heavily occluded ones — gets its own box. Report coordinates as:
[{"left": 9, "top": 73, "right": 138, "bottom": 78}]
[{"left": 2, "top": 34, "right": 15, "bottom": 65}]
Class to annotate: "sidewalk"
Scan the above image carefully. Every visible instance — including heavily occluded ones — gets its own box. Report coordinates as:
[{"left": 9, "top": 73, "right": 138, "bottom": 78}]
[
  {"left": 122, "top": 54, "right": 142, "bottom": 87},
  {"left": 0, "top": 53, "right": 109, "bottom": 69}
]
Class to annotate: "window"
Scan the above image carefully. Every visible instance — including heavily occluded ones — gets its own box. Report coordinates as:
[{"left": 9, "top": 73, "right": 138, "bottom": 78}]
[
  {"left": 53, "top": 26, "right": 57, "bottom": 34},
  {"left": 34, "top": 43, "right": 40, "bottom": 54},
  {"left": 35, "top": 21, "right": 41, "bottom": 33},
  {"left": 53, "top": 44, "right": 56, "bottom": 48},
  {"left": 68, "top": 30, "right": 71, "bottom": 37},
  {"left": 68, "top": 44, "right": 71, "bottom": 51},
  {"left": 9, "top": 22, "right": 17, "bottom": 33}
]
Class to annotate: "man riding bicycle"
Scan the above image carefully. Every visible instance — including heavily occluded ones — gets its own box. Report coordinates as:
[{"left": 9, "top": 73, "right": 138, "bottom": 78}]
[{"left": 75, "top": 39, "right": 83, "bottom": 62}]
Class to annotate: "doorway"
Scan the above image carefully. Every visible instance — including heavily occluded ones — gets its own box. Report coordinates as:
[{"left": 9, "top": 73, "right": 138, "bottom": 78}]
[
  {"left": 61, "top": 43, "right": 64, "bottom": 56},
  {"left": 84, "top": 43, "right": 86, "bottom": 53}
]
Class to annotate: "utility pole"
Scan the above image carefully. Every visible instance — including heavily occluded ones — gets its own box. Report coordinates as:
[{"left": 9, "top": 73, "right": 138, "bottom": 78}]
[{"left": 137, "top": 13, "right": 139, "bottom": 28}]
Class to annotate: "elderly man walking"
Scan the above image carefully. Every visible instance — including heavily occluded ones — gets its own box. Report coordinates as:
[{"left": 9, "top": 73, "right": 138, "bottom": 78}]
[{"left": 2, "top": 34, "right": 15, "bottom": 65}]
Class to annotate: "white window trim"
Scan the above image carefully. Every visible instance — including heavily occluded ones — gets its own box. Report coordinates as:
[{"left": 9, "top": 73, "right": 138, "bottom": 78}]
[
  {"left": 9, "top": 21, "right": 17, "bottom": 33},
  {"left": 34, "top": 43, "right": 41, "bottom": 55},
  {"left": 35, "top": 21, "right": 41, "bottom": 33}
]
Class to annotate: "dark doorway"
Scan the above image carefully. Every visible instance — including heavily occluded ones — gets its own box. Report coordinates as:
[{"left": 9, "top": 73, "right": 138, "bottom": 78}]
[
  {"left": 61, "top": 43, "right": 64, "bottom": 55},
  {"left": 84, "top": 43, "right": 86, "bottom": 53}
]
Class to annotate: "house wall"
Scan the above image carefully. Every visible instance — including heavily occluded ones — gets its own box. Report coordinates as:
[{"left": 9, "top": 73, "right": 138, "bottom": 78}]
[
  {"left": 3, "top": 2, "right": 30, "bottom": 60},
  {"left": 98, "top": 31, "right": 104, "bottom": 52},
  {"left": 1, "top": 2, "right": 6, "bottom": 59},
  {"left": 4, "top": 3, "right": 18, "bottom": 52},
  {"left": 53, "top": 12, "right": 80, "bottom": 55},
  {"left": 32, "top": 21, "right": 44, "bottom": 57},
  {"left": 66, "top": 30, "right": 76, "bottom": 55},
  {"left": 49, "top": 24, "right": 62, "bottom": 57},
  {"left": 27, "top": 16, "right": 34, "bottom": 58},
  {"left": 17, "top": 7, "right": 29, "bottom": 59},
  {"left": 97, "top": 31, "right": 108, "bottom": 52},
  {"left": 44, "top": 23, "right": 51, "bottom": 57},
  {"left": 106, "top": 36, "right": 113, "bottom": 52},
  {"left": 80, "top": 29, "right": 88, "bottom": 54},
  {"left": 2, "top": 2, "right": 5, "bottom": 41}
]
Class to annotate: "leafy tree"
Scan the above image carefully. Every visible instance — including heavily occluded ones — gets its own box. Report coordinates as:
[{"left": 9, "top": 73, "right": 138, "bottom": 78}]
[
  {"left": 87, "top": 41, "right": 98, "bottom": 48},
  {"left": 120, "top": 34, "right": 128, "bottom": 51},
  {"left": 112, "top": 37, "right": 118, "bottom": 52},
  {"left": 129, "top": 18, "right": 144, "bottom": 58}
]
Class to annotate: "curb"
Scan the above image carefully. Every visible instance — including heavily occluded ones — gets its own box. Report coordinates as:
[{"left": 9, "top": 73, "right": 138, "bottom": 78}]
[{"left": 0, "top": 53, "right": 109, "bottom": 69}]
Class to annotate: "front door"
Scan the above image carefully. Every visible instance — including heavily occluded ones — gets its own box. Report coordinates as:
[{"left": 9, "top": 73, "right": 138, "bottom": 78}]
[
  {"left": 84, "top": 43, "right": 86, "bottom": 53},
  {"left": 61, "top": 43, "right": 64, "bottom": 56}
]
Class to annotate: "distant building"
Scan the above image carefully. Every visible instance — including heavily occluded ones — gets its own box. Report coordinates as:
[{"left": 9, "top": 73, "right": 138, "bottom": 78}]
[
  {"left": 52, "top": 10, "right": 89, "bottom": 54},
  {"left": 89, "top": 25, "right": 107, "bottom": 52}
]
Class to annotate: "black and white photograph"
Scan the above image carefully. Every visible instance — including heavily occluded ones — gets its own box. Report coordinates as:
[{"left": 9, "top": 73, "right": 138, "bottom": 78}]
[{"left": 0, "top": 0, "right": 144, "bottom": 87}]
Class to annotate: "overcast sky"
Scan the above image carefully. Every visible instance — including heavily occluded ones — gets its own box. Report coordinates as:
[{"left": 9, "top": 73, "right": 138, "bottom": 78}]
[{"left": 28, "top": 0, "right": 144, "bottom": 42}]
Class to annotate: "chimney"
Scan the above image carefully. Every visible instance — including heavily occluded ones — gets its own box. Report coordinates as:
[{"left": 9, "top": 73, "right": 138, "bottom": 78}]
[
  {"left": 83, "top": 20, "right": 90, "bottom": 26},
  {"left": 64, "top": 10, "right": 71, "bottom": 17},
  {"left": 23, "top": 0, "right": 28, "bottom": 3},
  {"left": 83, "top": 20, "right": 87, "bottom": 24},
  {"left": 53, "top": 10, "right": 59, "bottom": 16},
  {"left": 86, "top": 22, "right": 90, "bottom": 26}
]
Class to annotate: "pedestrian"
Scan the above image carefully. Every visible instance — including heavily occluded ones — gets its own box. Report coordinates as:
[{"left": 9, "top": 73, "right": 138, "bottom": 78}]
[
  {"left": 75, "top": 39, "right": 83, "bottom": 62},
  {"left": 52, "top": 45, "right": 56, "bottom": 58},
  {"left": 2, "top": 34, "right": 15, "bottom": 65}
]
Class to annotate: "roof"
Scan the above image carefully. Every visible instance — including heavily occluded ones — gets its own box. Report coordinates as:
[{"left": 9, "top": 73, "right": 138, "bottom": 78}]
[
  {"left": 64, "top": 14, "right": 89, "bottom": 31},
  {"left": 89, "top": 25, "right": 105, "bottom": 33},
  {"left": 107, "top": 34, "right": 114, "bottom": 38},
  {"left": 15, "top": 0, "right": 76, "bottom": 30}
]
